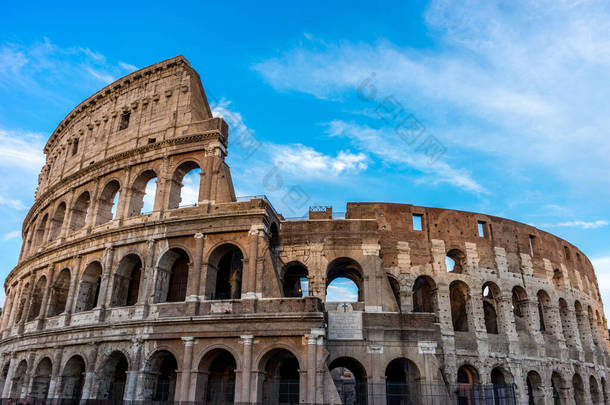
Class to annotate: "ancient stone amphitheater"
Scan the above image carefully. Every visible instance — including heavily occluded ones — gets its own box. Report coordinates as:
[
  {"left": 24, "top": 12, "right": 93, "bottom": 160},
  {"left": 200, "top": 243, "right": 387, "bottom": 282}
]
[{"left": 0, "top": 55, "right": 607, "bottom": 405}]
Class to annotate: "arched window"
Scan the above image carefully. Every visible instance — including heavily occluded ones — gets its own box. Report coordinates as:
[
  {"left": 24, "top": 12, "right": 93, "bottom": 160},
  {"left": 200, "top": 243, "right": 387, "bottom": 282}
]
[
  {"left": 96, "top": 180, "right": 121, "bottom": 225},
  {"left": 154, "top": 248, "right": 190, "bottom": 303},
  {"left": 60, "top": 356, "right": 86, "bottom": 401},
  {"left": 30, "top": 357, "right": 52, "bottom": 400},
  {"left": 450, "top": 281, "right": 470, "bottom": 332},
  {"left": 282, "top": 262, "right": 309, "bottom": 297},
  {"left": 97, "top": 351, "right": 129, "bottom": 401},
  {"left": 326, "top": 258, "right": 363, "bottom": 302},
  {"left": 69, "top": 191, "right": 91, "bottom": 231},
  {"left": 385, "top": 358, "right": 420, "bottom": 404},
  {"left": 74, "top": 262, "right": 102, "bottom": 312},
  {"left": 573, "top": 373, "right": 585, "bottom": 404},
  {"left": 456, "top": 364, "right": 480, "bottom": 403},
  {"left": 537, "top": 290, "right": 551, "bottom": 332},
  {"left": 27, "top": 276, "right": 47, "bottom": 321},
  {"left": 491, "top": 367, "right": 513, "bottom": 404},
  {"left": 49, "top": 202, "right": 66, "bottom": 241},
  {"left": 197, "top": 349, "right": 237, "bottom": 403},
  {"left": 387, "top": 275, "right": 401, "bottom": 311},
  {"left": 208, "top": 244, "right": 244, "bottom": 300},
  {"left": 48, "top": 269, "right": 71, "bottom": 317},
  {"left": 551, "top": 372, "right": 564, "bottom": 405},
  {"left": 35, "top": 213, "right": 48, "bottom": 247},
  {"left": 10, "top": 360, "right": 28, "bottom": 399},
  {"left": 168, "top": 162, "right": 201, "bottom": 209},
  {"left": 128, "top": 170, "right": 157, "bottom": 216},
  {"left": 111, "top": 255, "right": 142, "bottom": 307},
  {"left": 143, "top": 351, "right": 178, "bottom": 402},
  {"left": 329, "top": 357, "right": 366, "bottom": 404},
  {"left": 412, "top": 276, "right": 436, "bottom": 313},
  {"left": 15, "top": 283, "right": 30, "bottom": 323},
  {"left": 446, "top": 249, "right": 466, "bottom": 273},
  {"left": 590, "top": 376, "right": 601, "bottom": 405},
  {"left": 512, "top": 286, "right": 528, "bottom": 332},
  {"left": 482, "top": 282, "right": 500, "bottom": 334},
  {"left": 526, "top": 371, "right": 543, "bottom": 405},
  {"left": 260, "top": 349, "right": 300, "bottom": 404}
]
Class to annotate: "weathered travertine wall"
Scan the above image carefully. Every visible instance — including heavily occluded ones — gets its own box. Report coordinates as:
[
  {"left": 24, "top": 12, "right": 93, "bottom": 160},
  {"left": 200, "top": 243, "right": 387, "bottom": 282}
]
[{"left": 0, "top": 56, "right": 607, "bottom": 405}]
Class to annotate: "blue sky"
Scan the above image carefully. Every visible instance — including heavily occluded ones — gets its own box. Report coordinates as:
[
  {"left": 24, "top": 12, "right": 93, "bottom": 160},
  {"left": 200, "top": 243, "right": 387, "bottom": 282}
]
[{"left": 0, "top": 0, "right": 609, "bottom": 311}]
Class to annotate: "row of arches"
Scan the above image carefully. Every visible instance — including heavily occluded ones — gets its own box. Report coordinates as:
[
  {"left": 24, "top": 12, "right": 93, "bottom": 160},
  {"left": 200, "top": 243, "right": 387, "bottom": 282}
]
[{"left": 23, "top": 161, "right": 202, "bottom": 258}]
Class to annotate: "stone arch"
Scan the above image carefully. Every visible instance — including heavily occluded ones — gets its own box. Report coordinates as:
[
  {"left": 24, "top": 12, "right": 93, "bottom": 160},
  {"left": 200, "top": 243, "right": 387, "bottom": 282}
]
[
  {"left": 74, "top": 261, "right": 102, "bottom": 312},
  {"left": 456, "top": 364, "right": 480, "bottom": 404},
  {"left": 450, "top": 280, "right": 470, "bottom": 332},
  {"left": 491, "top": 366, "right": 514, "bottom": 404},
  {"left": 537, "top": 290, "right": 551, "bottom": 332},
  {"left": 111, "top": 254, "right": 143, "bottom": 307},
  {"left": 29, "top": 356, "right": 52, "bottom": 400},
  {"left": 257, "top": 347, "right": 301, "bottom": 405},
  {"left": 128, "top": 169, "right": 157, "bottom": 216},
  {"left": 512, "top": 286, "right": 529, "bottom": 332},
  {"left": 142, "top": 350, "right": 179, "bottom": 402},
  {"left": 482, "top": 281, "right": 500, "bottom": 334},
  {"left": 9, "top": 359, "right": 27, "bottom": 399},
  {"left": 207, "top": 243, "right": 244, "bottom": 300},
  {"left": 590, "top": 375, "right": 601, "bottom": 405},
  {"left": 154, "top": 248, "right": 190, "bottom": 303},
  {"left": 27, "top": 275, "right": 47, "bottom": 321},
  {"left": 34, "top": 212, "right": 49, "bottom": 247},
  {"left": 412, "top": 275, "right": 437, "bottom": 313},
  {"left": 551, "top": 371, "right": 565, "bottom": 405},
  {"left": 446, "top": 248, "right": 466, "bottom": 273},
  {"left": 0, "top": 361, "right": 9, "bottom": 398},
  {"left": 97, "top": 350, "right": 129, "bottom": 400},
  {"left": 326, "top": 257, "right": 364, "bottom": 302},
  {"left": 573, "top": 373, "right": 585, "bottom": 404},
  {"left": 385, "top": 358, "right": 421, "bottom": 405},
  {"left": 329, "top": 356, "right": 367, "bottom": 405},
  {"left": 95, "top": 179, "right": 121, "bottom": 225},
  {"left": 526, "top": 370, "right": 544, "bottom": 405},
  {"left": 69, "top": 191, "right": 91, "bottom": 231},
  {"left": 14, "top": 282, "right": 30, "bottom": 323},
  {"left": 196, "top": 348, "right": 237, "bottom": 404},
  {"left": 558, "top": 298, "right": 572, "bottom": 345},
  {"left": 49, "top": 201, "right": 67, "bottom": 241},
  {"left": 60, "top": 355, "right": 86, "bottom": 400},
  {"left": 601, "top": 377, "right": 608, "bottom": 405},
  {"left": 387, "top": 274, "right": 401, "bottom": 311},
  {"left": 168, "top": 160, "right": 201, "bottom": 209},
  {"left": 282, "top": 261, "right": 309, "bottom": 298},
  {"left": 48, "top": 268, "right": 71, "bottom": 317}
]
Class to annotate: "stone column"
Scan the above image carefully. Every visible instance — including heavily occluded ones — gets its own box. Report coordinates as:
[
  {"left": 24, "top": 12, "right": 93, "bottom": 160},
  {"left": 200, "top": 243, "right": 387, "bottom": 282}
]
[
  {"left": 306, "top": 334, "right": 317, "bottom": 403},
  {"left": 142, "top": 239, "right": 157, "bottom": 311},
  {"left": 59, "top": 188, "right": 77, "bottom": 239},
  {"left": 97, "top": 246, "right": 114, "bottom": 321},
  {"left": 64, "top": 255, "right": 82, "bottom": 325},
  {"left": 1, "top": 354, "right": 15, "bottom": 398},
  {"left": 124, "top": 338, "right": 143, "bottom": 401},
  {"left": 179, "top": 337, "right": 195, "bottom": 401},
  {"left": 240, "top": 335, "right": 254, "bottom": 403},
  {"left": 47, "top": 347, "right": 64, "bottom": 399},
  {"left": 243, "top": 226, "right": 262, "bottom": 299},
  {"left": 187, "top": 233, "right": 205, "bottom": 301}
]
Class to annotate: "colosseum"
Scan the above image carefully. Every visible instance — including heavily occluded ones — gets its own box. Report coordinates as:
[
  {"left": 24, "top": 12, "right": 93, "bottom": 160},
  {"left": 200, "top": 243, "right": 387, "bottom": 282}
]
[{"left": 0, "top": 55, "right": 607, "bottom": 405}]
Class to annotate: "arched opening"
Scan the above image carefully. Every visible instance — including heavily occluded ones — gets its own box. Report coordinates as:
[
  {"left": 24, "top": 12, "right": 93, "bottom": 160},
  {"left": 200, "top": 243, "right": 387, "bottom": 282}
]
[
  {"left": 69, "top": 191, "right": 91, "bottom": 231},
  {"left": 590, "top": 376, "right": 601, "bottom": 405},
  {"left": 329, "top": 357, "right": 366, "bottom": 405},
  {"left": 573, "top": 373, "right": 585, "bottom": 404},
  {"left": 197, "top": 349, "right": 237, "bottom": 404},
  {"left": 574, "top": 301, "right": 587, "bottom": 344},
  {"left": 97, "top": 351, "right": 129, "bottom": 401},
  {"left": 96, "top": 180, "right": 121, "bottom": 225},
  {"left": 456, "top": 365, "right": 480, "bottom": 405},
  {"left": 450, "top": 281, "right": 469, "bottom": 332},
  {"left": 35, "top": 213, "right": 48, "bottom": 247},
  {"left": 558, "top": 299, "right": 572, "bottom": 345},
  {"left": 326, "top": 258, "right": 364, "bottom": 302},
  {"left": 14, "top": 283, "right": 30, "bottom": 323},
  {"left": 552, "top": 269, "right": 563, "bottom": 289},
  {"left": 512, "top": 286, "right": 528, "bottom": 333},
  {"left": 446, "top": 249, "right": 466, "bottom": 273},
  {"left": 48, "top": 268, "right": 71, "bottom": 317},
  {"left": 282, "top": 262, "right": 309, "bottom": 298},
  {"left": 385, "top": 358, "right": 420, "bottom": 405},
  {"left": 209, "top": 244, "right": 244, "bottom": 300},
  {"left": 260, "top": 348, "right": 300, "bottom": 405},
  {"left": 27, "top": 276, "right": 47, "bottom": 321},
  {"left": 0, "top": 362, "right": 9, "bottom": 398},
  {"left": 74, "top": 262, "right": 102, "bottom": 312},
  {"left": 49, "top": 202, "right": 66, "bottom": 241},
  {"left": 128, "top": 170, "right": 157, "bottom": 216},
  {"left": 491, "top": 367, "right": 514, "bottom": 405},
  {"left": 551, "top": 372, "right": 564, "bottom": 405},
  {"left": 10, "top": 360, "right": 27, "bottom": 399},
  {"left": 482, "top": 282, "right": 500, "bottom": 334},
  {"left": 60, "top": 355, "right": 86, "bottom": 401},
  {"left": 30, "top": 357, "right": 52, "bottom": 400},
  {"left": 537, "top": 290, "right": 551, "bottom": 332},
  {"left": 155, "top": 248, "right": 190, "bottom": 303},
  {"left": 387, "top": 275, "right": 401, "bottom": 311},
  {"left": 269, "top": 222, "right": 280, "bottom": 252},
  {"left": 168, "top": 162, "right": 200, "bottom": 209},
  {"left": 111, "top": 254, "right": 142, "bottom": 307},
  {"left": 142, "top": 351, "right": 178, "bottom": 402},
  {"left": 412, "top": 276, "right": 436, "bottom": 313},
  {"left": 526, "top": 371, "right": 544, "bottom": 405}
]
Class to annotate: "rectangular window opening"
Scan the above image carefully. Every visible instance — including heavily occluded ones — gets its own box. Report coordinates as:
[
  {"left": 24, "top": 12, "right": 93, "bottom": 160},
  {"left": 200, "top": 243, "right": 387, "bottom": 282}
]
[
  {"left": 477, "top": 221, "right": 486, "bottom": 238},
  {"left": 119, "top": 112, "right": 130, "bottom": 130},
  {"left": 528, "top": 235, "right": 535, "bottom": 257},
  {"left": 71, "top": 139, "right": 79, "bottom": 156},
  {"left": 412, "top": 214, "right": 423, "bottom": 231}
]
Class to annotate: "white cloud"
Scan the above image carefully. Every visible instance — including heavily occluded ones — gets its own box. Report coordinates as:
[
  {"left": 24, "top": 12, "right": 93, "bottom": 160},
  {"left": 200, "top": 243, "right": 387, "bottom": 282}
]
[
  {"left": 0, "top": 197, "right": 26, "bottom": 211},
  {"left": 85, "top": 67, "right": 114, "bottom": 84},
  {"left": 252, "top": 0, "right": 610, "bottom": 194},
  {"left": 326, "top": 279, "right": 358, "bottom": 302},
  {"left": 119, "top": 62, "right": 138, "bottom": 72},
  {"left": 1, "top": 230, "right": 20, "bottom": 242},
  {"left": 0, "top": 128, "right": 45, "bottom": 171},
  {"left": 271, "top": 144, "right": 368, "bottom": 179},
  {"left": 539, "top": 220, "right": 608, "bottom": 230}
]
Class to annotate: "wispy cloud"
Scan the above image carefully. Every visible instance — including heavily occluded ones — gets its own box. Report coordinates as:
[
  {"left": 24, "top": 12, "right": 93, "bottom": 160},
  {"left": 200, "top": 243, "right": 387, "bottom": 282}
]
[
  {"left": 271, "top": 144, "right": 368, "bottom": 179},
  {"left": 118, "top": 61, "right": 138, "bottom": 72},
  {"left": 0, "top": 230, "right": 20, "bottom": 242},
  {"left": 326, "top": 279, "right": 358, "bottom": 302},
  {"left": 0, "top": 128, "right": 45, "bottom": 171},
  {"left": 538, "top": 220, "right": 608, "bottom": 230},
  {"left": 0, "top": 197, "right": 26, "bottom": 211}
]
